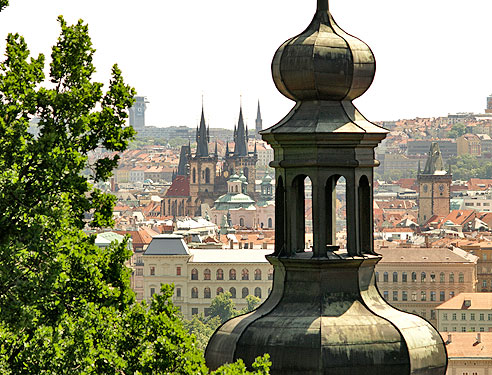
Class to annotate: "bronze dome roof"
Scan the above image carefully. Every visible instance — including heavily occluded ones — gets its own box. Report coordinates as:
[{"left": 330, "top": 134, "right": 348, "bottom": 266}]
[{"left": 272, "top": 1, "right": 375, "bottom": 102}]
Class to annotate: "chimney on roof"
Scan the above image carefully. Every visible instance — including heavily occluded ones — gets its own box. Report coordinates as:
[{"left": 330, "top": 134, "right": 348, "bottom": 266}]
[
  {"left": 476, "top": 333, "right": 481, "bottom": 344},
  {"left": 446, "top": 334, "right": 452, "bottom": 345}
]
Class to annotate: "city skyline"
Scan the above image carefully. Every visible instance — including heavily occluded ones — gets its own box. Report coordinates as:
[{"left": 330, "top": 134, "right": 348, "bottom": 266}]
[{"left": 1, "top": 0, "right": 491, "bottom": 129}]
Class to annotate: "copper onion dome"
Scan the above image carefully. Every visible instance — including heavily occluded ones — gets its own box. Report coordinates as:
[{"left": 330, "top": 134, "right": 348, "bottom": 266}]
[{"left": 273, "top": 0, "right": 375, "bottom": 102}]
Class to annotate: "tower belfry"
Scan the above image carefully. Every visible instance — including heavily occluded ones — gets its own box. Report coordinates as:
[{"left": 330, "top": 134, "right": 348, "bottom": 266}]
[
  {"left": 206, "top": 1, "right": 446, "bottom": 373},
  {"left": 418, "top": 142, "right": 452, "bottom": 225}
]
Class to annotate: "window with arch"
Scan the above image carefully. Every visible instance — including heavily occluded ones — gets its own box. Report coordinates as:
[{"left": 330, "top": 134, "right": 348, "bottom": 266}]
[
  {"left": 383, "top": 272, "right": 388, "bottom": 282},
  {"left": 449, "top": 273, "right": 455, "bottom": 283},
  {"left": 216, "top": 269, "right": 224, "bottom": 280},
  {"left": 204, "top": 287, "right": 211, "bottom": 299},
  {"left": 229, "top": 287, "right": 236, "bottom": 298},
  {"left": 268, "top": 269, "right": 273, "bottom": 280},
  {"left": 411, "top": 272, "right": 417, "bottom": 282},
  {"left": 204, "top": 269, "right": 211, "bottom": 280},
  {"left": 235, "top": 185, "right": 238, "bottom": 193},
  {"left": 191, "top": 268, "right": 198, "bottom": 280},
  {"left": 191, "top": 287, "right": 198, "bottom": 298},
  {"left": 402, "top": 272, "right": 407, "bottom": 283},
  {"left": 242, "top": 268, "right": 249, "bottom": 280},
  {"left": 205, "top": 168, "right": 210, "bottom": 184},
  {"left": 459, "top": 273, "right": 464, "bottom": 283},
  {"left": 239, "top": 218, "right": 245, "bottom": 227},
  {"left": 216, "top": 287, "right": 224, "bottom": 295},
  {"left": 421, "top": 272, "right": 426, "bottom": 282},
  {"left": 268, "top": 217, "right": 273, "bottom": 228},
  {"left": 192, "top": 168, "right": 196, "bottom": 184},
  {"left": 430, "top": 272, "right": 436, "bottom": 282},
  {"left": 254, "top": 269, "right": 262, "bottom": 280},
  {"left": 242, "top": 287, "right": 249, "bottom": 298},
  {"left": 229, "top": 269, "right": 236, "bottom": 280},
  {"left": 254, "top": 287, "right": 262, "bottom": 298},
  {"left": 393, "top": 272, "right": 398, "bottom": 283},
  {"left": 440, "top": 272, "right": 445, "bottom": 283}
]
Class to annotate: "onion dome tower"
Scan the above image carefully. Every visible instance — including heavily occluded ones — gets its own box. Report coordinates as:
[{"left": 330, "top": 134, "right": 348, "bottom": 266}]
[{"left": 205, "top": 1, "right": 447, "bottom": 373}]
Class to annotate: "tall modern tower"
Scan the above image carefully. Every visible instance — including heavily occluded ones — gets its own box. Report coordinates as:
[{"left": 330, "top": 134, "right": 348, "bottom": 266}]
[
  {"left": 206, "top": 1, "right": 447, "bottom": 373},
  {"left": 128, "top": 96, "right": 149, "bottom": 129}
]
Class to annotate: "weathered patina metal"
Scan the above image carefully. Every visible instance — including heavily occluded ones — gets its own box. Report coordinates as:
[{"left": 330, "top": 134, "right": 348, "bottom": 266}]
[{"left": 205, "top": 0, "right": 447, "bottom": 373}]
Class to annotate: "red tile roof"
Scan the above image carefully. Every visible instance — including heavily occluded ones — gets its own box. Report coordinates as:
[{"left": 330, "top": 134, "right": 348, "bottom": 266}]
[
  {"left": 441, "top": 332, "right": 492, "bottom": 358},
  {"left": 165, "top": 175, "right": 190, "bottom": 197}
]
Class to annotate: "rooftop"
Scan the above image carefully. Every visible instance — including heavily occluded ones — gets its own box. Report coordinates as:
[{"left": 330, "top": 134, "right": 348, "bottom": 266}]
[
  {"left": 377, "top": 247, "right": 478, "bottom": 264},
  {"left": 144, "top": 235, "right": 190, "bottom": 256},
  {"left": 189, "top": 249, "right": 272, "bottom": 263},
  {"left": 436, "top": 293, "right": 492, "bottom": 310},
  {"left": 441, "top": 332, "right": 492, "bottom": 359}
]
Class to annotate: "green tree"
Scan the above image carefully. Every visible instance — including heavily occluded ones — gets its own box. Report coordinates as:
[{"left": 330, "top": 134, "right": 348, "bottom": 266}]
[
  {"left": 448, "top": 122, "right": 466, "bottom": 138},
  {"left": 183, "top": 314, "right": 222, "bottom": 351},
  {"left": 0, "top": 0, "right": 8, "bottom": 12},
  {"left": 242, "top": 295, "right": 261, "bottom": 314},
  {"left": 0, "top": 15, "right": 270, "bottom": 374},
  {"left": 212, "top": 355, "right": 271, "bottom": 375},
  {"left": 209, "top": 292, "right": 239, "bottom": 323}
]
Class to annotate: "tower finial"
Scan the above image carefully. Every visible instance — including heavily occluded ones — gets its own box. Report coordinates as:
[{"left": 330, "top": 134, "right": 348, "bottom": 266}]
[{"left": 317, "top": 0, "right": 328, "bottom": 11}]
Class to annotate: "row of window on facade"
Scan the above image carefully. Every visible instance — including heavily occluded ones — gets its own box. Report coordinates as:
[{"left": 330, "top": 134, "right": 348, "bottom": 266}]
[
  {"left": 376, "top": 271, "right": 465, "bottom": 283},
  {"left": 189, "top": 286, "right": 267, "bottom": 299},
  {"left": 442, "top": 312, "right": 492, "bottom": 321},
  {"left": 442, "top": 326, "right": 492, "bottom": 333},
  {"left": 149, "top": 286, "right": 267, "bottom": 299},
  {"left": 190, "top": 268, "right": 273, "bottom": 281},
  {"left": 402, "top": 308, "right": 435, "bottom": 320},
  {"left": 382, "top": 290, "right": 456, "bottom": 302}
]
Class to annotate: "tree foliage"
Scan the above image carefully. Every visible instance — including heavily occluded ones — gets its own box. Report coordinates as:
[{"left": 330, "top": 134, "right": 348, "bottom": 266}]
[
  {"left": 184, "top": 293, "right": 262, "bottom": 352},
  {"left": 448, "top": 154, "right": 492, "bottom": 180},
  {"left": 0, "top": 17, "right": 269, "bottom": 374},
  {"left": 209, "top": 292, "right": 239, "bottom": 323},
  {"left": 447, "top": 122, "right": 467, "bottom": 139}
]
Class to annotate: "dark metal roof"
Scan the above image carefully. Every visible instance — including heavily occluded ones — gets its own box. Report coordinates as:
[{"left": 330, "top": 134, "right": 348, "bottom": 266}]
[{"left": 144, "top": 235, "right": 190, "bottom": 256}]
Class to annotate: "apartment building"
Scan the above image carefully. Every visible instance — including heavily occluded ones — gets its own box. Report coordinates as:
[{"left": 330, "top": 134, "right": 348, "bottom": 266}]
[
  {"left": 375, "top": 246, "right": 478, "bottom": 326},
  {"left": 436, "top": 293, "right": 492, "bottom": 333},
  {"left": 143, "top": 235, "right": 273, "bottom": 319}
]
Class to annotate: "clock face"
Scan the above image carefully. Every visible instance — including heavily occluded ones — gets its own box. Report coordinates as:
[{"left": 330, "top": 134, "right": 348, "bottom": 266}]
[
  {"left": 439, "top": 184, "right": 445, "bottom": 192},
  {"left": 223, "top": 170, "right": 229, "bottom": 178},
  {"left": 423, "top": 184, "right": 428, "bottom": 193}
]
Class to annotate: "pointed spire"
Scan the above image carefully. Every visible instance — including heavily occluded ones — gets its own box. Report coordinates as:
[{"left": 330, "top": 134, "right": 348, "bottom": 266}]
[
  {"left": 254, "top": 142, "right": 257, "bottom": 157},
  {"left": 196, "top": 103, "right": 209, "bottom": 157},
  {"left": 225, "top": 141, "right": 230, "bottom": 157},
  {"left": 255, "top": 99, "right": 263, "bottom": 140},
  {"left": 177, "top": 145, "right": 190, "bottom": 176},
  {"left": 234, "top": 103, "right": 248, "bottom": 157},
  {"left": 423, "top": 142, "right": 445, "bottom": 175},
  {"left": 417, "top": 160, "right": 421, "bottom": 175}
]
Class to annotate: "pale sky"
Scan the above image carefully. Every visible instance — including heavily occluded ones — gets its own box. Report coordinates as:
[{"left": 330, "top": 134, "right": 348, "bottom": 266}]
[{"left": 1, "top": 0, "right": 491, "bottom": 130}]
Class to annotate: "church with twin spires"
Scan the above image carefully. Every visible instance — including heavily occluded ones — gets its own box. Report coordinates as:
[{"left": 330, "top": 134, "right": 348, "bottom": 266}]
[{"left": 161, "top": 103, "right": 259, "bottom": 218}]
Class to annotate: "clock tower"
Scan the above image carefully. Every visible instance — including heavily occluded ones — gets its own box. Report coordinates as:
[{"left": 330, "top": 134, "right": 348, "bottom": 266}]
[{"left": 418, "top": 142, "right": 452, "bottom": 225}]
